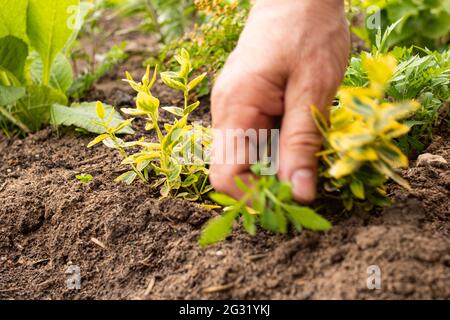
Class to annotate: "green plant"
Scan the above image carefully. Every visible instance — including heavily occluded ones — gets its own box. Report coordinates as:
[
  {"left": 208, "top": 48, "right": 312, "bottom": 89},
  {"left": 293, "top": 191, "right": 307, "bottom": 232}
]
[
  {"left": 351, "top": 0, "right": 450, "bottom": 50},
  {"left": 199, "top": 164, "right": 331, "bottom": 247},
  {"left": 153, "top": 0, "right": 250, "bottom": 96},
  {"left": 0, "top": 0, "right": 75, "bottom": 133},
  {"left": 344, "top": 45, "right": 449, "bottom": 154},
  {"left": 88, "top": 49, "right": 213, "bottom": 200},
  {"left": 112, "top": 0, "right": 195, "bottom": 43},
  {"left": 76, "top": 173, "right": 93, "bottom": 183},
  {"left": 0, "top": 0, "right": 123, "bottom": 135},
  {"left": 68, "top": 43, "right": 128, "bottom": 99}
]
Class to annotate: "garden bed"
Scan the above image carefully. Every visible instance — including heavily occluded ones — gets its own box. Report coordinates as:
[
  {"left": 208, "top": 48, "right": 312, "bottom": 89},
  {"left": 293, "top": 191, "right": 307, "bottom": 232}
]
[
  {"left": 1, "top": 47, "right": 449, "bottom": 299},
  {"left": 1, "top": 5, "right": 450, "bottom": 300}
]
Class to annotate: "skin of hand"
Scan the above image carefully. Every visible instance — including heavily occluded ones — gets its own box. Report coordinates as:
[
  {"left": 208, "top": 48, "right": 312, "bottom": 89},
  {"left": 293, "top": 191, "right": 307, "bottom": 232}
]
[{"left": 209, "top": 0, "right": 350, "bottom": 204}]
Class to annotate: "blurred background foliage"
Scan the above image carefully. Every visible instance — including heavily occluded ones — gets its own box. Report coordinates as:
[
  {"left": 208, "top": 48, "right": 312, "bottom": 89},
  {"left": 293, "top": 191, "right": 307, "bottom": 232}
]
[{"left": 1, "top": 0, "right": 448, "bottom": 138}]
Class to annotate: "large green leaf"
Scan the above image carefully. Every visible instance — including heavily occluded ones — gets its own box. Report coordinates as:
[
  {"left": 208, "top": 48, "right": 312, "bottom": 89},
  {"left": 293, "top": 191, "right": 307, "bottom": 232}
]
[
  {"left": 29, "top": 51, "right": 73, "bottom": 93},
  {"left": 15, "top": 85, "right": 67, "bottom": 131},
  {"left": 50, "top": 102, "right": 135, "bottom": 134},
  {"left": 27, "top": 0, "right": 78, "bottom": 85},
  {"left": 0, "top": 36, "right": 28, "bottom": 80},
  {"left": 0, "top": 85, "right": 25, "bottom": 105},
  {"left": 0, "top": 0, "right": 29, "bottom": 41}
]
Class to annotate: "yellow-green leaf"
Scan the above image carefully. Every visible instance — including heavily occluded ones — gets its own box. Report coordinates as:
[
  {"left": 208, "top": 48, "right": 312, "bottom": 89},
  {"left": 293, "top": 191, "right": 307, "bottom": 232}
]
[
  {"left": 161, "top": 72, "right": 187, "bottom": 91},
  {"left": 162, "top": 106, "right": 184, "bottom": 117},
  {"left": 115, "top": 171, "right": 137, "bottom": 185},
  {"left": 363, "top": 54, "right": 397, "bottom": 93},
  {"left": 136, "top": 91, "right": 159, "bottom": 113},
  {"left": 184, "top": 101, "right": 200, "bottom": 115},
  {"left": 329, "top": 156, "right": 361, "bottom": 178},
  {"left": 96, "top": 101, "right": 105, "bottom": 120},
  {"left": 350, "top": 178, "right": 365, "bottom": 199},
  {"left": 377, "top": 143, "right": 409, "bottom": 168},
  {"left": 87, "top": 134, "right": 109, "bottom": 148},
  {"left": 187, "top": 73, "right": 207, "bottom": 91}
]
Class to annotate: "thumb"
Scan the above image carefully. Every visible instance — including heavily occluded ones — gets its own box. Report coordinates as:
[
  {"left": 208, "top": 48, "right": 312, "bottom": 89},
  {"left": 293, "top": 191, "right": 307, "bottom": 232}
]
[{"left": 279, "top": 71, "right": 334, "bottom": 204}]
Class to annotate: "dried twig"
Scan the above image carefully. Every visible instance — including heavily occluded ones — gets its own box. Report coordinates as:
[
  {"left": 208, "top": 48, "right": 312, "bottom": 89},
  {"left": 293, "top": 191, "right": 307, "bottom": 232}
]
[
  {"left": 78, "top": 154, "right": 109, "bottom": 166},
  {"left": 247, "top": 253, "right": 270, "bottom": 261},
  {"left": 203, "top": 282, "right": 235, "bottom": 294},
  {"left": 0, "top": 287, "right": 22, "bottom": 293},
  {"left": 31, "top": 258, "right": 50, "bottom": 266},
  {"left": 143, "top": 277, "right": 155, "bottom": 297},
  {"left": 91, "top": 237, "right": 108, "bottom": 250},
  {"left": 0, "top": 182, "right": 7, "bottom": 192}
]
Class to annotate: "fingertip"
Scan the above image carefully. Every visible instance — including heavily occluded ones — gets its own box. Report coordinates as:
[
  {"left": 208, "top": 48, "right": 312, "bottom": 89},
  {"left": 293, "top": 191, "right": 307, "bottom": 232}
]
[{"left": 291, "top": 168, "right": 317, "bottom": 204}]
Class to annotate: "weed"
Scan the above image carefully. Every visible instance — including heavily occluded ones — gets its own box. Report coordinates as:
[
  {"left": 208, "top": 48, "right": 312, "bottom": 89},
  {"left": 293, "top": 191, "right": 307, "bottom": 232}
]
[
  {"left": 76, "top": 173, "right": 93, "bottom": 184},
  {"left": 199, "top": 164, "right": 331, "bottom": 247}
]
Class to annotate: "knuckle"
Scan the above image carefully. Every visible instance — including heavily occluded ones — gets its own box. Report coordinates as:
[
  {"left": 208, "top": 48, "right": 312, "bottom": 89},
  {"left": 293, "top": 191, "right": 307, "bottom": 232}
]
[{"left": 283, "top": 130, "right": 322, "bottom": 153}]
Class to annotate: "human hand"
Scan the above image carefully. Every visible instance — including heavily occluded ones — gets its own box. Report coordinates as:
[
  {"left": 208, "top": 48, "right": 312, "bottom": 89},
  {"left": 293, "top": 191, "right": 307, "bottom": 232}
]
[{"left": 210, "top": 0, "right": 350, "bottom": 203}]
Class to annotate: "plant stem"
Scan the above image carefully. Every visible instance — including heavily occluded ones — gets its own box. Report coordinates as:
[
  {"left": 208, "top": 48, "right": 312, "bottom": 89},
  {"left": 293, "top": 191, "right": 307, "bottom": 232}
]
[
  {"left": 144, "top": 0, "right": 163, "bottom": 42},
  {"left": 192, "top": 181, "right": 200, "bottom": 196},
  {"left": 184, "top": 90, "right": 189, "bottom": 110},
  {"left": 150, "top": 113, "right": 164, "bottom": 142},
  {"left": 264, "top": 189, "right": 282, "bottom": 206},
  {"left": 0, "top": 106, "right": 30, "bottom": 133},
  {"left": 199, "top": 173, "right": 208, "bottom": 193},
  {"left": 111, "top": 134, "right": 147, "bottom": 182}
]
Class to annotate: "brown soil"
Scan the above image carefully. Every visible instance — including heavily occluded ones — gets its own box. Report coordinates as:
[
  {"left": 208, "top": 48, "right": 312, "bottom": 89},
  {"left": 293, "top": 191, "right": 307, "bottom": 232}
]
[
  {"left": 1, "top": 84, "right": 449, "bottom": 301},
  {"left": 1, "top": 15, "right": 450, "bottom": 301}
]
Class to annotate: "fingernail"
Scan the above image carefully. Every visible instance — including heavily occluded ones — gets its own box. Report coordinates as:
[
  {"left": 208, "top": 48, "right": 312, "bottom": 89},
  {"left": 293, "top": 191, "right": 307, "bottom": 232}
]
[{"left": 292, "top": 169, "right": 316, "bottom": 203}]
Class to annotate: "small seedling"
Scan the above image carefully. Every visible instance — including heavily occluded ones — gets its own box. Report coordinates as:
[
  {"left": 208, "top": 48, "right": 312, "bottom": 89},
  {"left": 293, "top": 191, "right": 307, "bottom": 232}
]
[
  {"left": 76, "top": 174, "right": 93, "bottom": 184},
  {"left": 199, "top": 164, "right": 331, "bottom": 246}
]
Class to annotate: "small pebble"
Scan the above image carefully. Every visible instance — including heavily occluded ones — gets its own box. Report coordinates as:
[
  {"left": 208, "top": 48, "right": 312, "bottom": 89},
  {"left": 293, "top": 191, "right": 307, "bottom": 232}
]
[
  {"left": 216, "top": 250, "right": 224, "bottom": 257},
  {"left": 417, "top": 153, "right": 447, "bottom": 167}
]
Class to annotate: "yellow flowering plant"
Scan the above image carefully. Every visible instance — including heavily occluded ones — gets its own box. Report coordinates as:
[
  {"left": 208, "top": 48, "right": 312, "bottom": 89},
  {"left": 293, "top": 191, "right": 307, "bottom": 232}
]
[{"left": 313, "top": 54, "right": 420, "bottom": 211}]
